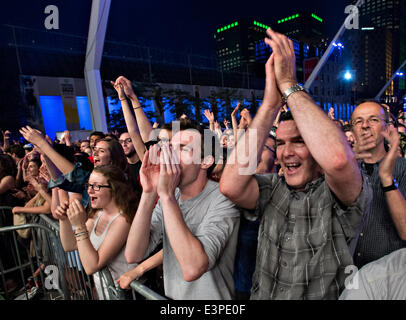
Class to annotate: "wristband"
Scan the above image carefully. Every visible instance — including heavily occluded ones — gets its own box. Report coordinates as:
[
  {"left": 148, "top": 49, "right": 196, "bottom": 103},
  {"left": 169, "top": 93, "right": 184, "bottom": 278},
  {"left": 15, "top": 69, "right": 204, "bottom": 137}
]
[
  {"left": 381, "top": 179, "right": 398, "bottom": 192},
  {"left": 133, "top": 106, "right": 142, "bottom": 110}
]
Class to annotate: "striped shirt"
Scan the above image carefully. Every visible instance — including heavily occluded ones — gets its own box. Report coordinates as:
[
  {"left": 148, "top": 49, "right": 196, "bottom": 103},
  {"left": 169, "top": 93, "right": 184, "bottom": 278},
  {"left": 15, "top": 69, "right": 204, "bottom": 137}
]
[
  {"left": 354, "top": 157, "right": 406, "bottom": 268},
  {"left": 248, "top": 174, "right": 372, "bottom": 300}
]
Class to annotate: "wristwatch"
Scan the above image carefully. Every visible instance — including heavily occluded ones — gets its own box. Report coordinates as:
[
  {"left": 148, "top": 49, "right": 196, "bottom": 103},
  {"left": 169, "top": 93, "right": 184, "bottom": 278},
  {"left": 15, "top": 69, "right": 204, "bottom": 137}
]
[
  {"left": 282, "top": 84, "right": 306, "bottom": 104},
  {"left": 381, "top": 179, "right": 398, "bottom": 192}
]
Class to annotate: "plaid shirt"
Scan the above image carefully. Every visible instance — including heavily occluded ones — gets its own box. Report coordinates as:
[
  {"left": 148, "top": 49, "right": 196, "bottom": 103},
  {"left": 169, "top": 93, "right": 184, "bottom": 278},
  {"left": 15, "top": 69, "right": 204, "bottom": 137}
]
[{"left": 249, "top": 174, "right": 371, "bottom": 300}]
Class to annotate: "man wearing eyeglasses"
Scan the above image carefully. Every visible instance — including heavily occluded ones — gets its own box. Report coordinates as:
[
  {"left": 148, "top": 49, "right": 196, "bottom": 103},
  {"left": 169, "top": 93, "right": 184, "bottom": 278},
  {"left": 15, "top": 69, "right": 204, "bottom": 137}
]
[
  {"left": 119, "top": 132, "right": 142, "bottom": 196},
  {"left": 351, "top": 101, "right": 406, "bottom": 269}
]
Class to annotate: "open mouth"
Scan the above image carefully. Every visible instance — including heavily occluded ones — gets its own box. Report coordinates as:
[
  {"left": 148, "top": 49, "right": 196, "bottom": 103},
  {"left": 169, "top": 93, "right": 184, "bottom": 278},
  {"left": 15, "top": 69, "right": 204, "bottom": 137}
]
[
  {"left": 90, "top": 196, "right": 98, "bottom": 205},
  {"left": 285, "top": 162, "right": 302, "bottom": 174}
]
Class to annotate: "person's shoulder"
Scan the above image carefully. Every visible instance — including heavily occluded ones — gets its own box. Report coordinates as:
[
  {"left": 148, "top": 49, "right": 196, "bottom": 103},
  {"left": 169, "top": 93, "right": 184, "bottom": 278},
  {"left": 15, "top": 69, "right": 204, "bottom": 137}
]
[
  {"left": 204, "top": 180, "right": 238, "bottom": 207},
  {"left": 110, "top": 213, "right": 131, "bottom": 229}
]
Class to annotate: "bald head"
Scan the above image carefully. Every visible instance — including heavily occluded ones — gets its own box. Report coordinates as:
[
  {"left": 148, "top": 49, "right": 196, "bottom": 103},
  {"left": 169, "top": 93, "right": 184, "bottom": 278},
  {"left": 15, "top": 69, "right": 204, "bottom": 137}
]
[{"left": 351, "top": 102, "right": 385, "bottom": 123}]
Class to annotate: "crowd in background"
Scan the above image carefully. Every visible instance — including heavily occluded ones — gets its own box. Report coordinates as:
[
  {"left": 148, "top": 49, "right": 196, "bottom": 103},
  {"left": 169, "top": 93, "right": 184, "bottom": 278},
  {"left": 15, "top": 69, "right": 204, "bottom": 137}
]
[{"left": 0, "top": 29, "right": 406, "bottom": 300}]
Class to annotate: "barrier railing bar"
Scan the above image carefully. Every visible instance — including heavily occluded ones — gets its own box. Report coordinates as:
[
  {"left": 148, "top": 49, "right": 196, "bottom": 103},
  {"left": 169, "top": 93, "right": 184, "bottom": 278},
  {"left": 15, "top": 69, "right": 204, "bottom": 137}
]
[{"left": 129, "top": 280, "right": 167, "bottom": 300}]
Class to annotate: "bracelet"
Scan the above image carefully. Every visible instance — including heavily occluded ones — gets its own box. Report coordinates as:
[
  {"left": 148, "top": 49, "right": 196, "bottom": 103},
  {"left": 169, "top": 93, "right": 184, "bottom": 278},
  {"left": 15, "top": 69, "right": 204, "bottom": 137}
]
[
  {"left": 75, "top": 231, "right": 88, "bottom": 238},
  {"left": 77, "top": 235, "right": 89, "bottom": 242},
  {"left": 119, "top": 98, "right": 127, "bottom": 101},
  {"left": 133, "top": 106, "right": 142, "bottom": 110}
]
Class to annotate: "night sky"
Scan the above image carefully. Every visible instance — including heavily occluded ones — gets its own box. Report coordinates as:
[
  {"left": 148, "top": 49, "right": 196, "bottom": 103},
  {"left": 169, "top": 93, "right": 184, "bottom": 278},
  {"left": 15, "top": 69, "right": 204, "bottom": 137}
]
[{"left": 1, "top": 0, "right": 347, "bottom": 56}]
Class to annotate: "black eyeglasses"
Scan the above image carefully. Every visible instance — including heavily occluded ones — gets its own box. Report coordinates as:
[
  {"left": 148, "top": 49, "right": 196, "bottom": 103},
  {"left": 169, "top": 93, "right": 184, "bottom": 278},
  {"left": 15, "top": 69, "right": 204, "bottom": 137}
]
[
  {"left": 119, "top": 138, "right": 132, "bottom": 145},
  {"left": 85, "top": 183, "right": 111, "bottom": 191}
]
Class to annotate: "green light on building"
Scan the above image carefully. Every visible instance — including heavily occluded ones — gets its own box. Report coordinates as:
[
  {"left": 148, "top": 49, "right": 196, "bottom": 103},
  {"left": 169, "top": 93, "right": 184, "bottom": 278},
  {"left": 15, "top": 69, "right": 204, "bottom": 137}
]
[
  {"left": 278, "top": 20, "right": 281, "bottom": 24},
  {"left": 217, "top": 29, "right": 220, "bottom": 33},
  {"left": 235, "top": 21, "right": 238, "bottom": 26},
  {"left": 311, "top": 13, "right": 323, "bottom": 22}
]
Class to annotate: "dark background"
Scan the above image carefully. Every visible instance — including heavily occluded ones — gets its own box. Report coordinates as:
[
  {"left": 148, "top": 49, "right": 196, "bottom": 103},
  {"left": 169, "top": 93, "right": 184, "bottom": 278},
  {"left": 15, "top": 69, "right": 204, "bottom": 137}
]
[{"left": 0, "top": 0, "right": 347, "bottom": 55}]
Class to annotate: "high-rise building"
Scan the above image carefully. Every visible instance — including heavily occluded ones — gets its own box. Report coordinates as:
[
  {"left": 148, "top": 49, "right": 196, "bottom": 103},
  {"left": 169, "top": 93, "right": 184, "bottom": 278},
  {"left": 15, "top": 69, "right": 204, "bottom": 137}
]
[
  {"left": 214, "top": 19, "right": 271, "bottom": 75},
  {"left": 273, "top": 12, "right": 326, "bottom": 46},
  {"left": 344, "top": 0, "right": 406, "bottom": 103},
  {"left": 214, "top": 18, "right": 323, "bottom": 83}
]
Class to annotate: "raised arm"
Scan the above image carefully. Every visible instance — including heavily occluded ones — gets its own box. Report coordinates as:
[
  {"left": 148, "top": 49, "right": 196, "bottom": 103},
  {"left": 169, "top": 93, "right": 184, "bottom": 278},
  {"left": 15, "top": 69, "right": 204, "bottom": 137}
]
[
  {"left": 111, "top": 80, "right": 146, "bottom": 160},
  {"left": 230, "top": 104, "right": 240, "bottom": 146},
  {"left": 266, "top": 28, "right": 361, "bottom": 206},
  {"left": 220, "top": 53, "right": 282, "bottom": 209},
  {"left": 157, "top": 144, "right": 209, "bottom": 281},
  {"left": 19, "top": 127, "right": 74, "bottom": 175},
  {"left": 125, "top": 146, "right": 161, "bottom": 263},
  {"left": 2, "top": 130, "right": 10, "bottom": 151},
  {"left": 116, "top": 76, "right": 155, "bottom": 143}
]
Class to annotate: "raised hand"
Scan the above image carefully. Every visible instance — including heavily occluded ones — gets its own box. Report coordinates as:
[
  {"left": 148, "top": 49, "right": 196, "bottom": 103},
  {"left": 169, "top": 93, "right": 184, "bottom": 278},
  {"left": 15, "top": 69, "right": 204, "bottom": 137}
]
[
  {"left": 19, "top": 126, "right": 46, "bottom": 147},
  {"left": 264, "top": 29, "right": 297, "bottom": 94},
  {"left": 110, "top": 80, "right": 126, "bottom": 100},
  {"left": 263, "top": 53, "right": 283, "bottom": 108},
  {"left": 223, "top": 119, "right": 230, "bottom": 129},
  {"left": 231, "top": 103, "right": 240, "bottom": 117},
  {"left": 2, "top": 130, "right": 11, "bottom": 140},
  {"left": 140, "top": 144, "right": 161, "bottom": 194},
  {"left": 115, "top": 76, "right": 137, "bottom": 101},
  {"left": 66, "top": 199, "right": 87, "bottom": 229},
  {"left": 379, "top": 125, "right": 400, "bottom": 185},
  {"left": 157, "top": 143, "right": 181, "bottom": 199},
  {"left": 203, "top": 109, "right": 214, "bottom": 123},
  {"left": 54, "top": 200, "right": 69, "bottom": 221},
  {"left": 352, "top": 135, "right": 374, "bottom": 161},
  {"left": 328, "top": 107, "right": 335, "bottom": 120},
  {"left": 240, "top": 108, "right": 252, "bottom": 126}
]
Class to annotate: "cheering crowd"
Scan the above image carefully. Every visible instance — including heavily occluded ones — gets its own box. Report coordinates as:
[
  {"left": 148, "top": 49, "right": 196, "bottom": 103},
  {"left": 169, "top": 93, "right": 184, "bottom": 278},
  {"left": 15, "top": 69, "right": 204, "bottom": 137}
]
[{"left": 1, "top": 29, "right": 405, "bottom": 300}]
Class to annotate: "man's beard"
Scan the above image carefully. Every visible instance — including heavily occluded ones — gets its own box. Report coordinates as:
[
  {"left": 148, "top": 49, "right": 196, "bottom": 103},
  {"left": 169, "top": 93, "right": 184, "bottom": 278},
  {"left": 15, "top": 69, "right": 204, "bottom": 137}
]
[{"left": 126, "top": 149, "right": 136, "bottom": 158}]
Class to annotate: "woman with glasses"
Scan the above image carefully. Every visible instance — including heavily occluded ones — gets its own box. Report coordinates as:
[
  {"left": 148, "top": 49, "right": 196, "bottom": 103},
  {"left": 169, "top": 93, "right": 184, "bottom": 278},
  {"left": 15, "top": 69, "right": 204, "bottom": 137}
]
[{"left": 54, "top": 165, "right": 139, "bottom": 299}]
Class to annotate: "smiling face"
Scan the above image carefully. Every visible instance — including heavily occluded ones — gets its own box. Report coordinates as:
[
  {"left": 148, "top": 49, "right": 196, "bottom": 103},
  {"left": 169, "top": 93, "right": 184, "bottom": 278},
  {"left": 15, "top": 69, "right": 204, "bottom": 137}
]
[
  {"left": 92, "top": 141, "right": 112, "bottom": 167},
  {"left": 87, "top": 171, "right": 113, "bottom": 209},
  {"left": 27, "top": 160, "right": 40, "bottom": 177},
  {"left": 351, "top": 102, "right": 387, "bottom": 153},
  {"left": 80, "top": 141, "right": 90, "bottom": 152},
  {"left": 276, "top": 120, "right": 322, "bottom": 190}
]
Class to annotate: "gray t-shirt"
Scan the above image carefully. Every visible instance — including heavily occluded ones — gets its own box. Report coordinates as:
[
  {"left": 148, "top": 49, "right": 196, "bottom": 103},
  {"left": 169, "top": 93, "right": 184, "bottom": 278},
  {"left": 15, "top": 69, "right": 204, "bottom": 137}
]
[
  {"left": 339, "top": 248, "right": 406, "bottom": 300},
  {"left": 146, "top": 180, "right": 240, "bottom": 300}
]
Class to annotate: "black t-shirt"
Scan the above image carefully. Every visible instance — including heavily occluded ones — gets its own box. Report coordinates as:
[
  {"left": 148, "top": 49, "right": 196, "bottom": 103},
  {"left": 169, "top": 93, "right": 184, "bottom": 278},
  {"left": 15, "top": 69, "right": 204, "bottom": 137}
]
[{"left": 128, "top": 161, "right": 143, "bottom": 197}]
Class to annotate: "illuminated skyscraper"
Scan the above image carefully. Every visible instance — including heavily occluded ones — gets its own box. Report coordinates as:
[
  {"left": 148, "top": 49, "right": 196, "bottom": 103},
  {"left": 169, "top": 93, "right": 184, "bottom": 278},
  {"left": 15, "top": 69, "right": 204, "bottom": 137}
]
[{"left": 345, "top": 0, "right": 406, "bottom": 103}]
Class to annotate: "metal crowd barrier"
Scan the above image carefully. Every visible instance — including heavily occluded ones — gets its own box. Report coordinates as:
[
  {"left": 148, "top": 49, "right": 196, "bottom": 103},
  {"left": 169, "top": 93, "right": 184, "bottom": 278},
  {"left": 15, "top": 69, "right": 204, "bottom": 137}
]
[{"left": 0, "top": 206, "right": 167, "bottom": 300}]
